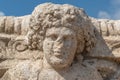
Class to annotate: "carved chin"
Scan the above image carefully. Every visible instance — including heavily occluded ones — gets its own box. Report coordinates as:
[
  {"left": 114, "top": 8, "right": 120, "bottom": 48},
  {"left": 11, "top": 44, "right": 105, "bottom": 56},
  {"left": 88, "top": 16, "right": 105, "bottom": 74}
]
[{"left": 49, "top": 56, "right": 68, "bottom": 67}]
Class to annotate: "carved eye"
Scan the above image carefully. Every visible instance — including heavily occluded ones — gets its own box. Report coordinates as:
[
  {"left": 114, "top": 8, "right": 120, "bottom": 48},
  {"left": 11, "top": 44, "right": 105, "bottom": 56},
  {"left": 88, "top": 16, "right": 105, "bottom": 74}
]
[
  {"left": 47, "top": 34, "right": 57, "bottom": 41},
  {"left": 63, "top": 35, "right": 72, "bottom": 41},
  {"left": 71, "top": 36, "right": 74, "bottom": 40},
  {"left": 63, "top": 36, "right": 68, "bottom": 41}
]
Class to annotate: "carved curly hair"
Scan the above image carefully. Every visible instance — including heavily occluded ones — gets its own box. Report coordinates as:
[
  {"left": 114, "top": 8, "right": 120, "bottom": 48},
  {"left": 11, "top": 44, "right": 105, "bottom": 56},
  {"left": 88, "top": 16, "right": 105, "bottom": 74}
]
[{"left": 27, "top": 3, "right": 96, "bottom": 54}]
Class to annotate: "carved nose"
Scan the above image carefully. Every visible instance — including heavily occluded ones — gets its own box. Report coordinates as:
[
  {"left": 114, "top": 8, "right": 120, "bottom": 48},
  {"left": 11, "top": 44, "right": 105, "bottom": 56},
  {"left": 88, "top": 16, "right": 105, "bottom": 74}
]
[{"left": 54, "top": 41, "right": 64, "bottom": 49}]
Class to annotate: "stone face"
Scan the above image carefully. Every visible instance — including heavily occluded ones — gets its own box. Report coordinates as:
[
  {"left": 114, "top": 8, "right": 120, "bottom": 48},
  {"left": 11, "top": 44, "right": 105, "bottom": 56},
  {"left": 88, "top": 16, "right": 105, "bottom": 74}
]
[{"left": 0, "top": 3, "right": 120, "bottom": 80}]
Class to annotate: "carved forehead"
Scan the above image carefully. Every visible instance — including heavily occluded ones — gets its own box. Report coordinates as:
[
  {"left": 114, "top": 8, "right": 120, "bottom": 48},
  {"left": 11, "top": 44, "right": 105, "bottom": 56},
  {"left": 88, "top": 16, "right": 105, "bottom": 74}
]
[{"left": 46, "top": 27, "right": 76, "bottom": 36}]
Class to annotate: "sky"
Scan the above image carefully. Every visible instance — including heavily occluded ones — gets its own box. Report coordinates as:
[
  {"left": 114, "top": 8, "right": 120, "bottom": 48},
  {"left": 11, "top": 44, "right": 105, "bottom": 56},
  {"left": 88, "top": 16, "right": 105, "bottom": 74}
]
[{"left": 0, "top": 0, "right": 119, "bottom": 20}]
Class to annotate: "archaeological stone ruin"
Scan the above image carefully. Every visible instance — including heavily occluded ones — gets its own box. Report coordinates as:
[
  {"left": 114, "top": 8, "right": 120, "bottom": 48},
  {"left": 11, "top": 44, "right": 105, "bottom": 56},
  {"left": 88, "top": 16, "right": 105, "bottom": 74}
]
[{"left": 0, "top": 3, "right": 120, "bottom": 80}]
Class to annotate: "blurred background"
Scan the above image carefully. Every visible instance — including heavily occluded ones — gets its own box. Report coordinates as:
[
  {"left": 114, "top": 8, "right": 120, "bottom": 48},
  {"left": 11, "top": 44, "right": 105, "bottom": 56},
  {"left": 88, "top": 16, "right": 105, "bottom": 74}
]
[{"left": 0, "top": 0, "right": 119, "bottom": 20}]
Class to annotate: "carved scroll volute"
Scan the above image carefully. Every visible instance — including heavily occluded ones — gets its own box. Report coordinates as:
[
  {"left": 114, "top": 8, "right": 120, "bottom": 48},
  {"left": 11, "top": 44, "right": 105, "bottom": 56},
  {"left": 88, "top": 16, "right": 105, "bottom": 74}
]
[
  {"left": 8, "top": 37, "right": 28, "bottom": 53},
  {"left": 13, "top": 40, "right": 28, "bottom": 52}
]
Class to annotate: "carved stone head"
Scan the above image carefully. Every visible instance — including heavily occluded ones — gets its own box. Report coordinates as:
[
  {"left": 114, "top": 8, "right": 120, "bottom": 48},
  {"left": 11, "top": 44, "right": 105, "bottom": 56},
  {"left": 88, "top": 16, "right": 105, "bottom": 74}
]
[
  {"left": 27, "top": 3, "right": 96, "bottom": 68},
  {"left": 43, "top": 27, "right": 77, "bottom": 68}
]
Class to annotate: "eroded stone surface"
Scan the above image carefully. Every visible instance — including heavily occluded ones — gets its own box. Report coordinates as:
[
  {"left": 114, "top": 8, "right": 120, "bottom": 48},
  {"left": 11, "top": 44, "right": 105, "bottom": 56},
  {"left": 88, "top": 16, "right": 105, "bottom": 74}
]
[{"left": 0, "top": 3, "right": 120, "bottom": 80}]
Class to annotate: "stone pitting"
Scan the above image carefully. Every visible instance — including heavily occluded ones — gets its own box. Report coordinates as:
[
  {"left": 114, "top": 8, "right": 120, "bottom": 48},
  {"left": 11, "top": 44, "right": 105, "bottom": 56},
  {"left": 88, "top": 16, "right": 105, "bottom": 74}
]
[{"left": 0, "top": 3, "right": 120, "bottom": 80}]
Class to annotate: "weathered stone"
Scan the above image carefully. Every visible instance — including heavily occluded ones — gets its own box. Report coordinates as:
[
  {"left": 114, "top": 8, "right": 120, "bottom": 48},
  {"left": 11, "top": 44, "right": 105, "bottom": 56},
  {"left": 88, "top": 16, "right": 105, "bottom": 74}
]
[
  {"left": 0, "top": 3, "right": 120, "bottom": 80},
  {"left": 21, "top": 15, "right": 31, "bottom": 35},
  {"left": 0, "top": 17, "right": 6, "bottom": 33},
  {"left": 14, "top": 17, "right": 22, "bottom": 35},
  {"left": 5, "top": 16, "right": 14, "bottom": 34}
]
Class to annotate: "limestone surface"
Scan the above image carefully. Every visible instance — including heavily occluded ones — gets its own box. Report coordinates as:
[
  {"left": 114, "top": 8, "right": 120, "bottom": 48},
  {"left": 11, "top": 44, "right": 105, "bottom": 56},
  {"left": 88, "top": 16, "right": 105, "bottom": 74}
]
[{"left": 0, "top": 3, "right": 120, "bottom": 80}]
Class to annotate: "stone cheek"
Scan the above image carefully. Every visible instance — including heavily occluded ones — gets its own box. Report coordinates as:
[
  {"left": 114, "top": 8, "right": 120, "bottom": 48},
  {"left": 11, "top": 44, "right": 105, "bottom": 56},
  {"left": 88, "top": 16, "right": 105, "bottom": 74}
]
[{"left": 0, "top": 3, "right": 120, "bottom": 80}]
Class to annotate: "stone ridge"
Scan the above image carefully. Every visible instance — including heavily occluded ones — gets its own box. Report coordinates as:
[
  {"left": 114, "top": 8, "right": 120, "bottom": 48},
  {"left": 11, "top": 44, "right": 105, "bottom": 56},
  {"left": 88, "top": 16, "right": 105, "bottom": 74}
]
[
  {"left": 90, "top": 17, "right": 120, "bottom": 36},
  {"left": 0, "top": 3, "right": 120, "bottom": 80},
  {"left": 0, "top": 15, "right": 30, "bottom": 35}
]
